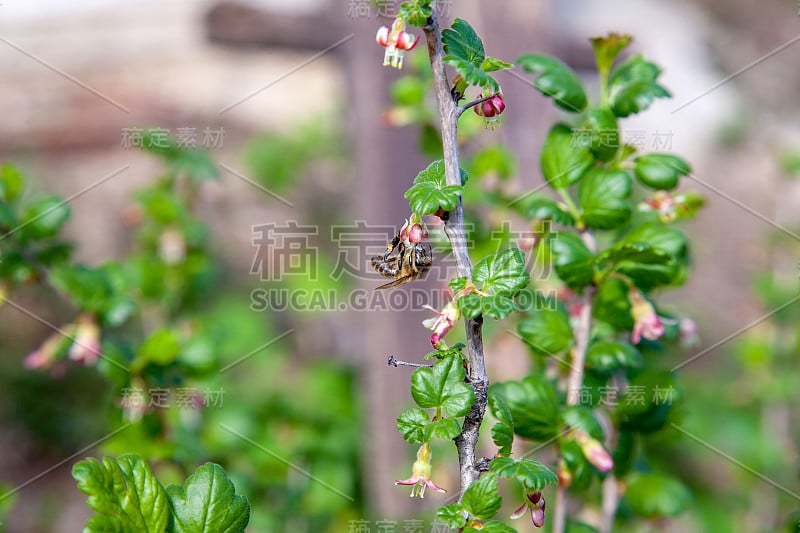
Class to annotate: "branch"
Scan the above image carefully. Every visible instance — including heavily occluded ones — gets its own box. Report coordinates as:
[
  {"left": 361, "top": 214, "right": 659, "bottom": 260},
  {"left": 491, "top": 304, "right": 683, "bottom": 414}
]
[
  {"left": 423, "top": 10, "right": 488, "bottom": 498},
  {"left": 553, "top": 230, "right": 596, "bottom": 533},
  {"left": 456, "top": 94, "right": 495, "bottom": 118}
]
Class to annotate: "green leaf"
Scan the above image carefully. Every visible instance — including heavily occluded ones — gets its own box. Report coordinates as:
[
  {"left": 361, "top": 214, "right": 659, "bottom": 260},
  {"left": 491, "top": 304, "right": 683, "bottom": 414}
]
[
  {"left": 445, "top": 56, "right": 500, "bottom": 93},
  {"left": 478, "top": 293, "right": 520, "bottom": 320},
  {"left": 578, "top": 168, "right": 632, "bottom": 229},
  {"left": 424, "top": 343, "right": 467, "bottom": 362},
  {"left": 72, "top": 455, "right": 170, "bottom": 533},
  {"left": 473, "top": 248, "right": 530, "bottom": 295},
  {"left": 567, "top": 521, "right": 602, "bottom": 533},
  {"left": 596, "top": 243, "right": 672, "bottom": 270},
  {"left": 585, "top": 340, "right": 642, "bottom": 374},
  {"left": 0, "top": 164, "right": 24, "bottom": 202},
  {"left": 488, "top": 391, "right": 514, "bottom": 456},
  {"left": 590, "top": 33, "right": 632, "bottom": 74},
  {"left": 592, "top": 278, "right": 634, "bottom": 330},
  {"left": 624, "top": 473, "right": 691, "bottom": 518},
  {"left": 481, "top": 56, "right": 514, "bottom": 72},
  {"left": 548, "top": 232, "right": 594, "bottom": 289},
  {"left": 397, "top": 408, "right": 430, "bottom": 443},
  {"left": 560, "top": 439, "right": 594, "bottom": 490},
  {"left": 490, "top": 376, "right": 561, "bottom": 441},
  {"left": 461, "top": 472, "right": 502, "bottom": 520},
  {"left": 404, "top": 160, "right": 465, "bottom": 216},
  {"left": 411, "top": 353, "right": 475, "bottom": 417},
  {"left": 449, "top": 276, "right": 469, "bottom": 293},
  {"left": 398, "top": 0, "right": 432, "bottom": 26},
  {"left": 19, "top": 195, "right": 71, "bottom": 240},
  {"left": 583, "top": 108, "right": 620, "bottom": 162},
  {"left": 424, "top": 417, "right": 463, "bottom": 441},
  {"left": 138, "top": 328, "right": 181, "bottom": 367},
  {"left": 561, "top": 406, "right": 604, "bottom": 441},
  {"left": 458, "top": 292, "right": 483, "bottom": 319},
  {"left": 517, "top": 54, "right": 588, "bottom": 112},
  {"left": 615, "top": 223, "right": 688, "bottom": 289},
  {"left": 48, "top": 265, "right": 115, "bottom": 313},
  {"left": 442, "top": 18, "right": 485, "bottom": 68},
  {"left": 166, "top": 463, "right": 251, "bottom": 533},
  {"left": 540, "top": 124, "right": 594, "bottom": 189},
  {"left": 466, "top": 521, "right": 517, "bottom": 533},
  {"left": 608, "top": 55, "right": 670, "bottom": 117},
  {"left": 634, "top": 153, "right": 691, "bottom": 190},
  {"left": 517, "top": 297, "right": 574, "bottom": 355},
  {"left": 490, "top": 457, "right": 558, "bottom": 492},
  {"left": 437, "top": 503, "right": 468, "bottom": 528},
  {"left": 515, "top": 196, "right": 575, "bottom": 225}
]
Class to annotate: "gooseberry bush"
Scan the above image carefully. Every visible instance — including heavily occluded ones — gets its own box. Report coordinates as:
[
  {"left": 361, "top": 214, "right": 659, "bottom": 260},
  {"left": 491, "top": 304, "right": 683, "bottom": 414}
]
[{"left": 379, "top": 2, "right": 702, "bottom": 532}]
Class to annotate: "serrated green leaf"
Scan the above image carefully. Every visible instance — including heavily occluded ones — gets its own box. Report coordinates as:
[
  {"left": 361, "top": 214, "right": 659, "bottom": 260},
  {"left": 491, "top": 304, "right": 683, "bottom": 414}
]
[
  {"left": 442, "top": 18, "right": 485, "bottom": 68},
  {"left": 473, "top": 248, "right": 530, "bottom": 295},
  {"left": 578, "top": 168, "right": 632, "bottom": 229},
  {"left": 490, "top": 457, "right": 559, "bottom": 492},
  {"left": 449, "top": 276, "right": 469, "bottom": 293},
  {"left": 444, "top": 56, "right": 500, "bottom": 93},
  {"left": 461, "top": 473, "right": 502, "bottom": 520},
  {"left": 634, "top": 153, "right": 691, "bottom": 190},
  {"left": 585, "top": 340, "right": 642, "bottom": 374},
  {"left": 608, "top": 55, "right": 670, "bottom": 117},
  {"left": 72, "top": 455, "right": 170, "bottom": 533},
  {"left": 481, "top": 57, "right": 514, "bottom": 72},
  {"left": 424, "top": 343, "right": 467, "bottom": 361},
  {"left": 405, "top": 160, "right": 465, "bottom": 216},
  {"left": 549, "top": 232, "right": 594, "bottom": 289},
  {"left": 490, "top": 376, "right": 561, "bottom": 441},
  {"left": 398, "top": 0, "right": 432, "bottom": 26},
  {"left": 541, "top": 124, "right": 594, "bottom": 189},
  {"left": 517, "top": 297, "right": 574, "bottom": 355},
  {"left": 465, "top": 521, "right": 517, "bottom": 533},
  {"left": 411, "top": 353, "right": 474, "bottom": 416},
  {"left": 479, "top": 293, "right": 520, "bottom": 320},
  {"left": 517, "top": 54, "right": 588, "bottom": 112},
  {"left": 437, "top": 503, "right": 468, "bottom": 528},
  {"left": 624, "top": 473, "right": 690, "bottom": 518},
  {"left": 488, "top": 391, "right": 514, "bottom": 456},
  {"left": 583, "top": 108, "right": 620, "bottom": 162},
  {"left": 615, "top": 223, "right": 688, "bottom": 289},
  {"left": 166, "top": 463, "right": 250, "bottom": 533},
  {"left": 397, "top": 408, "right": 430, "bottom": 443},
  {"left": 424, "top": 417, "right": 462, "bottom": 441},
  {"left": 458, "top": 292, "right": 483, "bottom": 319}
]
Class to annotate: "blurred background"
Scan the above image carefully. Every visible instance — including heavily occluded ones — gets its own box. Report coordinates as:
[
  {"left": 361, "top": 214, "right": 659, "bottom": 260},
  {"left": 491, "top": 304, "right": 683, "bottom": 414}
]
[{"left": 0, "top": 0, "right": 799, "bottom": 531}]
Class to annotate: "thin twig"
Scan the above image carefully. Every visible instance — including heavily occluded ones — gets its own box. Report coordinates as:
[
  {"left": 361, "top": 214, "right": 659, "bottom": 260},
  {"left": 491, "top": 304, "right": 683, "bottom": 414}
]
[
  {"left": 456, "top": 94, "right": 495, "bottom": 118},
  {"left": 553, "top": 230, "right": 596, "bottom": 533},
  {"left": 423, "top": 9, "right": 488, "bottom": 498}
]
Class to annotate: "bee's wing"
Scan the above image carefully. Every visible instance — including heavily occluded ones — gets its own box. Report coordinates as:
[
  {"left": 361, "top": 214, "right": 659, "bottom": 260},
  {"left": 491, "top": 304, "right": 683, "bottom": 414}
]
[{"left": 374, "top": 272, "right": 419, "bottom": 290}]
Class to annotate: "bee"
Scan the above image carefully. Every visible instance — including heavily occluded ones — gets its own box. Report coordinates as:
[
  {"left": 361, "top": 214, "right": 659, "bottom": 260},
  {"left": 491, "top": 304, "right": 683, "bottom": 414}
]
[{"left": 371, "top": 220, "right": 432, "bottom": 290}]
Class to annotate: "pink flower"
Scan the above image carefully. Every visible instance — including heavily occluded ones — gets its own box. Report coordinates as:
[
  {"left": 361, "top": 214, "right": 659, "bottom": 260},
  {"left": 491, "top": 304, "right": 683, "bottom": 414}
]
[
  {"left": 640, "top": 191, "right": 677, "bottom": 222},
  {"left": 68, "top": 314, "right": 101, "bottom": 366},
  {"left": 395, "top": 443, "right": 446, "bottom": 498},
  {"left": 629, "top": 289, "right": 664, "bottom": 344},
  {"left": 573, "top": 429, "right": 614, "bottom": 473},
  {"left": 422, "top": 300, "right": 460, "bottom": 348},
  {"left": 474, "top": 93, "right": 506, "bottom": 127},
  {"left": 511, "top": 491, "right": 547, "bottom": 528},
  {"left": 376, "top": 18, "right": 420, "bottom": 69},
  {"left": 679, "top": 317, "right": 700, "bottom": 348},
  {"left": 23, "top": 332, "right": 62, "bottom": 370}
]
